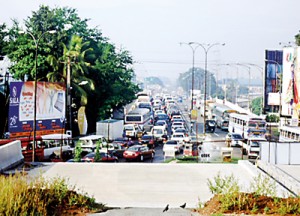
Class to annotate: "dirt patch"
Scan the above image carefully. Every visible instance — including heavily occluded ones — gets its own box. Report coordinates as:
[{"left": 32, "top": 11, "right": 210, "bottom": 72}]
[{"left": 195, "top": 193, "right": 300, "bottom": 215}]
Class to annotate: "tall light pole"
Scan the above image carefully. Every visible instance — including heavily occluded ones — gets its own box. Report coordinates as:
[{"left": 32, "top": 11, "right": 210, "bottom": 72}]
[
  {"left": 237, "top": 63, "right": 251, "bottom": 111},
  {"left": 19, "top": 30, "right": 56, "bottom": 162},
  {"left": 198, "top": 43, "right": 225, "bottom": 135},
  {"left": 248, "top": 63, "right": 264, "bottom": 115},
  {"left": 180, "top": 42, "right": 201, "bottom": 111}
]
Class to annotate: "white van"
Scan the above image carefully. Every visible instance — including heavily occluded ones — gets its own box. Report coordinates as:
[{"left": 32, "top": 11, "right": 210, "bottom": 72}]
[
  {"left": 243, "top": 138, "right": 266, "bottom": 159},
  {"left": 41, "top": 134, "right": 72, "bottom": 160},
  {"left": 79, "top": 135, "right": 108, "bottom": 152},
  {"left": 150, "top": 125, "right": 167, "bottom": 142}
]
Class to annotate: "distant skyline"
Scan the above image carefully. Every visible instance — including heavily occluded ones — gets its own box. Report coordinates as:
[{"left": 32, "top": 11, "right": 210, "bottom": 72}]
[{"left": 1, "top": 0, "right": 299, "bottom": 83}]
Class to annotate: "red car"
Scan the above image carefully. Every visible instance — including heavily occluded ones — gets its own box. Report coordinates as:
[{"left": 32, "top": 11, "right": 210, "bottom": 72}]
[
  {"left": 123, "top": 145, "right": 155, "bottom": 162},
  {"left": 82, "top": 152, "right": 118, "bottom": 162}
]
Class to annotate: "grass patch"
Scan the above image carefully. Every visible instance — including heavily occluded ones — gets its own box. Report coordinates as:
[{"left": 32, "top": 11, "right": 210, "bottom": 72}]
[
  {"left": 0, "top": 172, "right": 108, "bottom": 215},
  {"left": 198, "top": 173, "right": 300, "bottom": 215}
]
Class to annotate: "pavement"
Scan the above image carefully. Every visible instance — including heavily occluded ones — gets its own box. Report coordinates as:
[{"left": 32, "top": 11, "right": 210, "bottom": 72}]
[{"left": 26, "top": 161, "right": 292, "bottom": 211}]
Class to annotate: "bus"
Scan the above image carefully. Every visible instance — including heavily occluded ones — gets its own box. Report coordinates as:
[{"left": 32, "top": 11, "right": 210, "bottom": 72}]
[
  {"left": 212, "top": 104, "right": 239, "bottom": 130},
  {"left": 228, "top": 113, "right": 267, "bottom": 140},
  {"left": 279, "top": 126, "right": 300, "bottom": 142},
  {"left": 124, "top": 108, "right": 152, "bottom": 130}
]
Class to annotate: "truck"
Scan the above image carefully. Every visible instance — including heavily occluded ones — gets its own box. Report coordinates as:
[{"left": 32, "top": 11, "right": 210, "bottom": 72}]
[{"left": 96, "top": 119, "right": 124, "bottom": 141}]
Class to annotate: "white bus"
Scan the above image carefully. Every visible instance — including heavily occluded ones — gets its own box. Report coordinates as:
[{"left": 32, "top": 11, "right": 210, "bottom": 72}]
[
  {"left": 279, "top": 126, "right": 300, "bottom": 142},
  {"left": 124, "top": 108, "right": 152, "bottom": 130},
  {"left": 212, "top": 104, "right": 239, "bottom": 130},
  {"left": 228, "top": 113, "right": 267, "bottom": 140}
]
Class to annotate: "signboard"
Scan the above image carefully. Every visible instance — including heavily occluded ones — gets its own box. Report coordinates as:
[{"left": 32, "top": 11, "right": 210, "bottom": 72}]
[
  {"left": 8, "top": 81, "right": 66, "bottom": 137},
  {"left": 191, "top": 109, "right": 198, "bottom": 120},
  {"left": 268, "top": 92, "right": 280, "bottom": 106},
  {"left": 264, "top": 50, "right": 283, "bottom": 111}
]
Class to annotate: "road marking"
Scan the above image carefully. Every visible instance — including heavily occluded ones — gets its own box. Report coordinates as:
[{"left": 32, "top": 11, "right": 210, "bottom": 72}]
[{"left": 214, "top": 133, "right": 219, "bottom": 136}]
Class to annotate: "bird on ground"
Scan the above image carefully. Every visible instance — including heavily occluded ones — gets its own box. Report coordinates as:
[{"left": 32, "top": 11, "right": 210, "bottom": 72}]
[
  {"left": 163, "top": 204, "right": 169, "bottom": 212},
  {"left": 180, "top": 203, "right": 186, "bottom": 209}
]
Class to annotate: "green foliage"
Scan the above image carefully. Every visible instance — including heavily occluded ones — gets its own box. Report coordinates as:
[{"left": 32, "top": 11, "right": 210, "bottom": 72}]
[
  {"left": 94, "top": 140, "right": 102, "bottom": 162},
  {"left": 266, "top": 114, "right": 280, "bottom": 123},
  {"left": 207, "top": 172, "right": 240, "bottom": 195},
  {"left": 0, "top": 172, "right": 105, "bottom": 215},
  {"left": 3, "top": 5, "right": 140, "bottom": 135},
  {"left": 250, "top": 173, "right": 276, "bottom": 197},
  {"left": 74, "top": 141, "right": 83, "bottom": 162},
  {"left": 251, "top": 97, "right": 262, "bottom": 115}
]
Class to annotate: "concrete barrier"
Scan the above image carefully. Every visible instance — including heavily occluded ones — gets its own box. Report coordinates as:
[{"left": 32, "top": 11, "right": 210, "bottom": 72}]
[{"left": 0, "top": 140, "right": 24, "bottom": 172}]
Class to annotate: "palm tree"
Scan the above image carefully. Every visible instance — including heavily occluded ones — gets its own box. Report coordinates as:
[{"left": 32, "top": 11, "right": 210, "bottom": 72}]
[{"left": 47, "top": 35, "right": 94, "bottom": 105}]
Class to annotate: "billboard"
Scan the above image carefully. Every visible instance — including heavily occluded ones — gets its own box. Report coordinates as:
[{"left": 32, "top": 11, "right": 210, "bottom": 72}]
[
  {"left": 264, "top": 50, "right": 283, "bottom": 112},
  {"left": 9, "top": 81, "right": 66, "bottom": 137},
  {"left": 281, "top": 47, "right": 299, "bottom": 118}
]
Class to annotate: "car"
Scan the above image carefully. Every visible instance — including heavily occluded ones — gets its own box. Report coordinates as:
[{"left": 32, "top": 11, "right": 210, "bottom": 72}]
[
  {"left": 155, "top": 113, "right": 169, "bottom": 123},
  {"left": 155, "top": 120, "right": 168, "bottom": 130},
  {"left": 171, "top": 122, "right": 185, "bottom": 133},
  {"left": 112, "top": 137, "right": 131, "bottom": 148},
  {"left": 81, "top": 152, "right": 119, "bottom": 162},
  {"left": 174, "top": 128, "right": 188, "bottom": 137},
  {"left": 151, "top": 125, "right": 167, "bottom": 142},
  {"left": 205, "top": 120, "right": 216, "bottom": 133},
  {"left": 171, "top": 115, "right": 183, "bottom": 122},
  {"left": 139, "top": 134, "right": 156, "bottom": 148},
  {"left": 171, "top": 133, "right": 185, "bottom": 145},
  {"left": 123, "top": 145, "right": 155, "bottom": 161},
  {"left": 163, "top": 140, "right": 183, "bottom": 153},
  {"left": 225, "top": 133, "right": 244, "bottom": 147},
  {"left": 110, "top": 143, "right": 126, "bottom": 158}
]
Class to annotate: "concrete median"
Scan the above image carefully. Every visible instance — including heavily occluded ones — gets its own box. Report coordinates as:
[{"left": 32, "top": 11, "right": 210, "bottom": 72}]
[{"left": 0, "top": 140, "right": 24, "bottom": 172}]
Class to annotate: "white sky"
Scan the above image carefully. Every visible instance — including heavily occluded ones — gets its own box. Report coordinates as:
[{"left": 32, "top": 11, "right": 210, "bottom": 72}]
[{"left": 1, "top": 0, "right": 299, "bottom": 82}]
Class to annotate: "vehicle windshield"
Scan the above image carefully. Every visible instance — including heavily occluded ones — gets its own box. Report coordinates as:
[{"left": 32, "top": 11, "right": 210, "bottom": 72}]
[
  {"left": 127, "top": 146, "right": 141, "bottom": 151},
  {"left": 232, "top": 134, "right": 242, "bottom": 139},
  {"left": 142, "top": 136, "right": 152, "bottom": 140},
  {"left": 154, "top": 129, "right": 163, "bottom": 134},
  {"left": 166, "top": 141, "right": 177, "bottom": 145},
  {"left": 250, "top": 141, "right": 260, "bottom": 147},
  {"left": 124, "top": 125, "right": 134, "bottom": 130},
  {"left": 173, "top": 134, "right": 184, "bottom": 138}
]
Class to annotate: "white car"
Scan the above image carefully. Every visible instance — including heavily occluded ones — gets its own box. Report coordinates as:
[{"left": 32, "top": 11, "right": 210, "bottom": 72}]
[
  {"left": 171, "top": 133, "right": 185, "bottom": 144},
  {"left": 225, "top": 133, "right": 244, "bottom": 147},
  {"left": 151, "top": 125, "right": 167, "bottom": 142},
  {"left": 163, "top": 140, "right": 183, "bottom": 153},
  {"left": 171, "top": 122, "right": 185, "bottom": 133}
]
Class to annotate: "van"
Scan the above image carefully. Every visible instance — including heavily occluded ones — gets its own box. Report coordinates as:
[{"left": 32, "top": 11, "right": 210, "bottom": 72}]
[
  {"left": 243, "top": 138, "right": 266, "bottom": 159},
  {"left": 150, "top": 125, "right": 167, "bottom": 142},
  {"left": 79, "top": 135, "right": 108, "bottom": 152}
]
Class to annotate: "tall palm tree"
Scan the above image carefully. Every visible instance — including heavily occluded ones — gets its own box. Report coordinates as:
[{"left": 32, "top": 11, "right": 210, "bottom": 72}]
[{"left": 47, "top": 35, "right": 94, "bottom": 105}]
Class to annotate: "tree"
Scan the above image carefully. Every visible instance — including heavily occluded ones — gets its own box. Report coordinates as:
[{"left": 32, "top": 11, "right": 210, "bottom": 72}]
[
  {"left": 251, "top": 97, "right": 263, "bottom": 115},
  {"left": 74, "top": 141, "right": 83, "bottom": 162},
  {"left": 94, "top": 140, "right": 102, "bottom": 162}
]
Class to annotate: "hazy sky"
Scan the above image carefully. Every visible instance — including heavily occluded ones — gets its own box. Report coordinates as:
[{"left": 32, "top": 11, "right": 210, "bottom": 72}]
[{"left": 1, "top": 0, "right": 299, "bottom": 82}]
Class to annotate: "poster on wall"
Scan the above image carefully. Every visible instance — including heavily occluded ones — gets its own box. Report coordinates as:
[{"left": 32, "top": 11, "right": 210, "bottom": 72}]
[{"left": 9, "top": 81, "right": 66, "bottom": 138}]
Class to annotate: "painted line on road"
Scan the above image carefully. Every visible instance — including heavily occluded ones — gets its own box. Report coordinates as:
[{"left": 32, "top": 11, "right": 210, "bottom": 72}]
[{"left": 214, "top": 133, "right": 219, "bottom": 136}]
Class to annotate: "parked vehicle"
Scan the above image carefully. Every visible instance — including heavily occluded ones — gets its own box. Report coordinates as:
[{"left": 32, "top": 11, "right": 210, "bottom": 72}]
[
  {"left": 96, "top": 119, "right": 124, "bottom": 141},
  {"left": 123, "top": 145, "right": 155, "bottom": 161},
  {"left": 82, "top": 152, "right": 119, "bottom": 162},
  {"left": 171, "top": 122, "right": 185, "bottom": 134},
  {"left": 110, "top": 143, "right": 126, "bottom": 158}
]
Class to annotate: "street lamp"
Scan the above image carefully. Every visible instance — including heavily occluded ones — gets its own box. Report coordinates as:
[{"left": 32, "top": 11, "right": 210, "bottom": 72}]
[
  {"left": 198, "top": 43, "right": 225, "bottom": 135},
  {"left": 19, "top": 30, "right": 56, "bottom": 162},
  {"left": 180, "top": 42, "right": 201, "bottom": 111},
  {"left": 237, "top": 63, "right": 251, "bottom": 111}
]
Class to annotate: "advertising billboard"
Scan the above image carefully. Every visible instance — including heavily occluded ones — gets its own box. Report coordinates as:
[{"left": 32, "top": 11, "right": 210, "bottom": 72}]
[
  {"left": 8, "top": 81, "right": 66, "bottom": 137},
  {"left": 264, "top": 50, "right": 283, "bottom": 112},
  {"left": 281, "top": 47, "right": 298, "bottom": 117}
]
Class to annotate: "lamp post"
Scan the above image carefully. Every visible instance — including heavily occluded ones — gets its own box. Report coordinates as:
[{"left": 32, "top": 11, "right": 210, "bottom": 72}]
[
  {"left": 248, "top": 63, "right": 264, "bottom": 115},
  {"left": 237, "top": 63, "right": 251, "bottom": 111},
  {"left": 180, "top": 42, "right": 201, "bottom": 134},
  {"left": 19, "top": 30, "right": 56, "bottom": 162},
  {"left": 198, "top": 43, "right": 225, "bottom": 135}
]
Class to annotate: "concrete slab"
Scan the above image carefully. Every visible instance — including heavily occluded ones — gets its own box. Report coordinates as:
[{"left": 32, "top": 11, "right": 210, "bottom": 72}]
[{"left": 27, "top": 161, "right": 289, "bottom": 209}]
